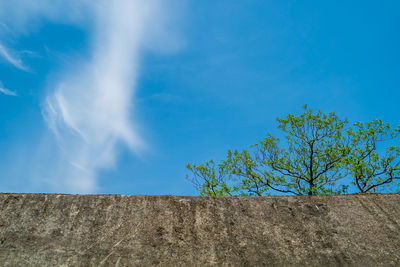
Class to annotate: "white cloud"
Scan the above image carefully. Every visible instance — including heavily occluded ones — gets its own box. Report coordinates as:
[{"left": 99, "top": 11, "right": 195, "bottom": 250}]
[
  {"left": 0, "top": 0, "right": 182, "bottom": 193},
  {"left": 0, "top": 82, "right": 17, "bottom": 96},
  {"left": 0, "top": 43, "right": 29, "bottom": 71},
  {"left": 0, "top": 1, "right": 91, "bottom": 30}
]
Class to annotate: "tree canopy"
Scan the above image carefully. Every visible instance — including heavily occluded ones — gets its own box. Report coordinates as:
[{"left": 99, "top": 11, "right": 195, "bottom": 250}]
[{"left": 187, "top": 106, "right": 400, "bottom": 196}]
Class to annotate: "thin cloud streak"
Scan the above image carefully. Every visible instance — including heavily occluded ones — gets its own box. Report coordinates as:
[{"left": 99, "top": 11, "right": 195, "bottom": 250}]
[
  {"left": 0, "top": 43, "right": 29, "bottom": 71},
  {"left": 0, "top": 82, "right": 17, "bottom": 96}
]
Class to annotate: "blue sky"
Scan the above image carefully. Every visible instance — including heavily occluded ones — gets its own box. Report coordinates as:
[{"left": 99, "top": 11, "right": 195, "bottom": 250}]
[{"left": 0, "top": 1, "right": 399, "bottom": 195}]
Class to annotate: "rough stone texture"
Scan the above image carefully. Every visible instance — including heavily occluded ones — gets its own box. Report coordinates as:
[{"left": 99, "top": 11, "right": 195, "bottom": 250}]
[{"left": 0, "top": 193, "right": 399, "bottom": 266}]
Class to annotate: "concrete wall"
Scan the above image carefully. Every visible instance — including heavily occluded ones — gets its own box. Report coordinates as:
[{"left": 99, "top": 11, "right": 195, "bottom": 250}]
[{"left": 0, "top": 193, "right": 399, "bottom": 266}]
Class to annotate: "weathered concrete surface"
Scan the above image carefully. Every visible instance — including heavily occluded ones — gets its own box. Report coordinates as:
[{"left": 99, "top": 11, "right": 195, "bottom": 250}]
[{"left": 0, "top": 193, "right": 399, "bottom": 266}]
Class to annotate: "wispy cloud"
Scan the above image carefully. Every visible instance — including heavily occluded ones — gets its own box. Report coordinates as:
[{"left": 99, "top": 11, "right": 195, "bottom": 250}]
[
  {"left": 0, "top": 0, "right": 182, "bottom": 193},
  {"left": 0, "top": 81, "right": 17, "bottom": 96},
  {"left": 0, "top": 43, "right": 29, "bottom": 71}
]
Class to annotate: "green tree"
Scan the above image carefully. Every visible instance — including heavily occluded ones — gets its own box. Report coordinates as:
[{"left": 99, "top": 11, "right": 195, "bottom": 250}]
[
  {"left": 187, "top": 106, "right": 400, "bottom": 196},
  {"left": 345, "top": 119, "right": 400, "bottom": 192}
]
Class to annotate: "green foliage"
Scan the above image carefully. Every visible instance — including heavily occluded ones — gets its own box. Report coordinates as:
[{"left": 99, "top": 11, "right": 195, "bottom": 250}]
[
  {"left": 345, "top": 119, "right": 400, "bottom": 192},
  {"left": 186, "top": 160, "right": 233, "bottom": 196},
  {"left": 187, "top": 106, "right": 400, "bottom": 196}
]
